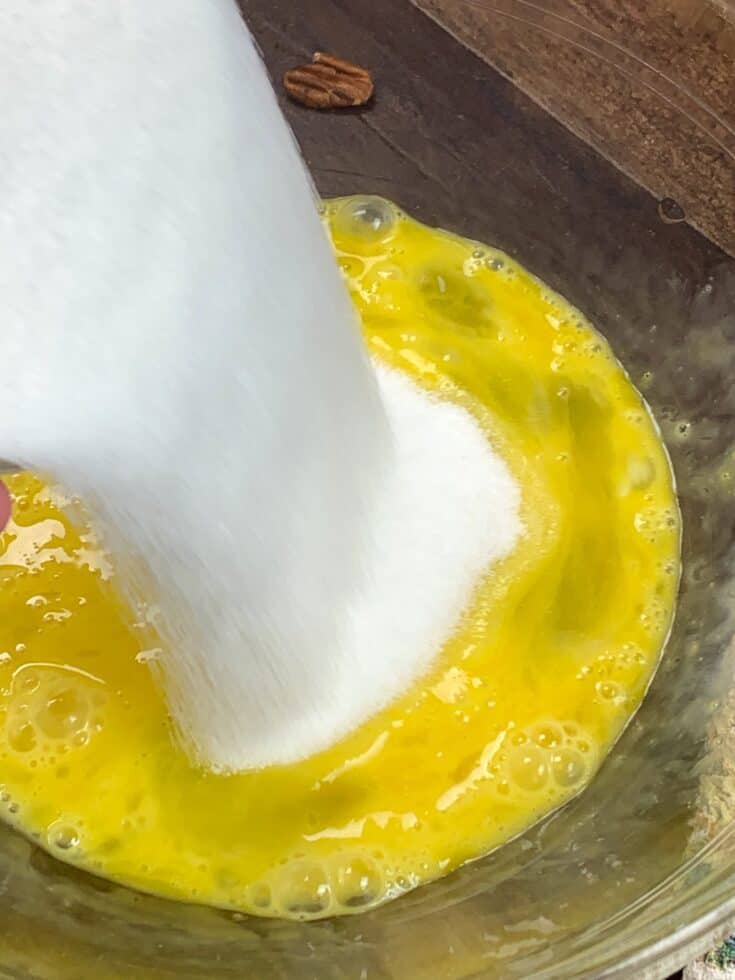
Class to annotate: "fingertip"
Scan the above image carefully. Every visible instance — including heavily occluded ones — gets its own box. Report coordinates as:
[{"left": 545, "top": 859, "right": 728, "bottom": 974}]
[{"left": 0, "top": 481, "right": 11, "bottom": 532}]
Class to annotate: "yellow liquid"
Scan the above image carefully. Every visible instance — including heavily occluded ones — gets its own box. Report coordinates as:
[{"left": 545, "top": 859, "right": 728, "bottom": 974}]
[{"left": 0, "top": 197, "right": 679, "bottom": 918}]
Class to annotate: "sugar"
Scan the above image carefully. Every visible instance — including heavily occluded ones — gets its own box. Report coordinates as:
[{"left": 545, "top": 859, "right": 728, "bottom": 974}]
[
  {"left": 162, "top": 362, "right": 522, "bottom": 771},
  {"left": 147, "top": 362, "right": 522, "bottom": 770},
  {"left": 281, "top": 364, "right": 523, "bottom": 768},
  {"left": 151, "top": 361, "right": 522, "bottom": 771},
  {"left": 0, "top": 0, "right": 521, "bottom": 771}
]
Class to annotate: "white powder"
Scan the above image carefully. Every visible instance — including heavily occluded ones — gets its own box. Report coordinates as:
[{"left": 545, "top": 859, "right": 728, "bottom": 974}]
[
  {"left": 0, "top": 0, "right": 521, "bottom": 771},
  {"left": 281, "top": 364, "right": 523, "bottom": 768}
]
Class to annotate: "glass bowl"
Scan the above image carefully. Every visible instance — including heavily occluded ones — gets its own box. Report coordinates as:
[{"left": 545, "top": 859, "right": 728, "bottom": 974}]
[{"left": 1, "top": 0, "right": 734, "bottom": 976}]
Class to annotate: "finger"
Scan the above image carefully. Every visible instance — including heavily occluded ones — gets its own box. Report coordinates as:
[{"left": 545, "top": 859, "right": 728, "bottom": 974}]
[{"left": 0, "top": 481, "right": 12, "bottom": 532}]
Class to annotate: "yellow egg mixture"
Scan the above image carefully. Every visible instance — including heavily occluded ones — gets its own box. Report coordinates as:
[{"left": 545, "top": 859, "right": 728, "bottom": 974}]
[{"left": 0, "top": 197, "right": 679, "bottom": 918}]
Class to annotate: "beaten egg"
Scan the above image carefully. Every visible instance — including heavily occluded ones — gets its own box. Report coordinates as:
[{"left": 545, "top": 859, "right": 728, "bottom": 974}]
[{"left": 0, "top": 198, "right": 679, "bottom": 918}]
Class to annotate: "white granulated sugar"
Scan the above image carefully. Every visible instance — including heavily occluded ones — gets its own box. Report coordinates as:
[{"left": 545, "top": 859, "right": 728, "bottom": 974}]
[
  {"left": 288, "top": 364, "right": 523, "bottom": 768},
  {"left": 0, "top": 0, "right": 522, "bottom": 771}
]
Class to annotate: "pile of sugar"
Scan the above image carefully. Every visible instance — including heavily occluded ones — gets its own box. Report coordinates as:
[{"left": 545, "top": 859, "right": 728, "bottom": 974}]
[
  {"left": 0, "top": 0, "right": 521, "bottom": 771},
  {"left": 295, "top": 364, "right": 523, "bottom": 769}
]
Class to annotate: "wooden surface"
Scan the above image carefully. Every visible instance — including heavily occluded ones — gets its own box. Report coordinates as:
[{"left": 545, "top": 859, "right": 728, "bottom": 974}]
[
  {"left": 411, "top": 0, "right": 735, "bottom": 257},
  {"left": 241, "top": 0, "right": 730, "bottom": 341}
]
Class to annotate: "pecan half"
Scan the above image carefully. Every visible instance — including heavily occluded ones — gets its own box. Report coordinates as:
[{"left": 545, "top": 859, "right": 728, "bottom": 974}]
[{"left": 284, "top": 52, "right": 374, "bottom": 110}]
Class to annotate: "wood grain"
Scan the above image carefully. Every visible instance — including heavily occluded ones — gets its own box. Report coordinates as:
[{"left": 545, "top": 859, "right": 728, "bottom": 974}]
[
  {"left": 241, "top": 0, "right": 730, "bottom": 343},
  {"left": 410, "top": 0, "right": 735, "bottom": 257}
]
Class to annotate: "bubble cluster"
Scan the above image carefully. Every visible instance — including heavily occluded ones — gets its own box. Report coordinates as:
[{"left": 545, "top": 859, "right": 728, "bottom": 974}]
[
  {"left": 637, "top": 596, "right": 672, "bottom": 635},
  {"left": 2, "top": 665, "right": 106, "bottom": 764},
  {"left": 463, "top": 250, "right": 486, "bottom": 277},
  {"left": 492, "top": 720, "right": 597, "bottom": 799},
  {"left": 633, "top": 505, "right": 679, "bottom": 541},
  {"left": 242, "top": 851, "right": 386, "bottom": 919},
  {"left": 0, "top": 784, "right": 21, "bottom": 819},
  {"left": 586, "top": 645, "right": 647, "bottom": 683}
]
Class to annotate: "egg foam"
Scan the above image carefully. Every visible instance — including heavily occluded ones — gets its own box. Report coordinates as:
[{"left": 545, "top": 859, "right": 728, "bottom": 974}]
[{"left": 0, "top": 197, "right": 679, "bottom": 919}]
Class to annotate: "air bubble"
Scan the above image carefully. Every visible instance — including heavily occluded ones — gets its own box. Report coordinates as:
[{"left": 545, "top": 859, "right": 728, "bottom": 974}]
[
  {"left": 531, "top": 722, "right": 563, "bottom": 749},
  {"left": 595, "top": 681, "right": 622, "bottom": 701},
  {"left": 335, "top": 197, "right": 396, "bottom": 246},
  {"left": 8, "top": 722, "right": 37, "bottom": 753},
  {"left": 248, "top": 883, "right": 272, "bottom": 909},
  {"left": 20, "top": 673, "right": 40, "bottom": 693},
  {"left": 278, "top": 862, "right": 332, "bottom": 917},
  {"left": 334, "top": 856, "right": 382, "bottom": 908},
  {"left": 507, "top": 743, "right": 549, "bottom": 792},
  {"left": 463, "top": 256, "right": 483, "bottom": 277},
  {"left": 338, "top": 256, "right": 365, "bottom": 279},
  {"left": 49, "top": 823, "right": 80, "bottom": 851},
  {"left": 552, "top": 748, "right": 587, "bottom": 788},
  {"left": 485, "top": 256, "right": 505, "bottom": 271},
  {"left": 36, "top": 688, "right": 89, "bottom": 740}
]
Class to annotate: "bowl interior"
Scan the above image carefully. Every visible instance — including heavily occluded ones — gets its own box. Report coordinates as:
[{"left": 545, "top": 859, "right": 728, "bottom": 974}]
[{"left": 2, "top": 1, "right": 734, "bottom": 977}]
